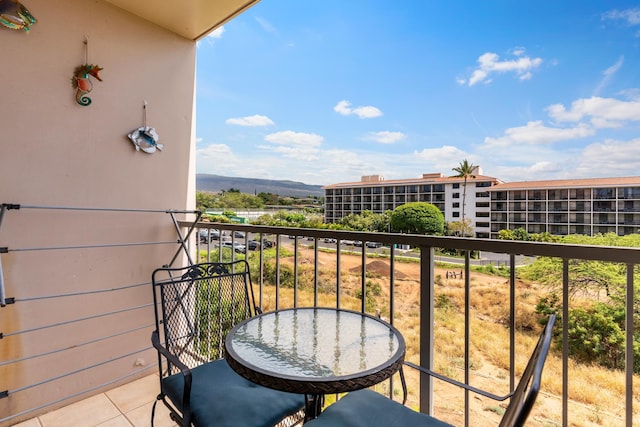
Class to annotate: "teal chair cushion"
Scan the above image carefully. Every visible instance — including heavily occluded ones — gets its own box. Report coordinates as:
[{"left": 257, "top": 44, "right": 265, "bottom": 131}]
[
  {"left": 304, "top": 389, "right": 453, "bottom": 427},
  {"left": 162, "top": 359, "right": 305, "bottom": 427}
]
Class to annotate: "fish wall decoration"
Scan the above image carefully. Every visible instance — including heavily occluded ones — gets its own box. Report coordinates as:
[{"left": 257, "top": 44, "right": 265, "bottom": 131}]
[
  {"left": 0, "top": 0, "right": 36, "bottom": 32},
  {"left": 128, "top": 126, "right": 163, "bottom": 154},
  {"left": 128, "top": 102, "right": 163, "bottom": 154}
]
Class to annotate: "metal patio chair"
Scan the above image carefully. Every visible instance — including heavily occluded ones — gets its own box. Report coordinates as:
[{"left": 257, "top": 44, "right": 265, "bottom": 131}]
[
  {"left": 304, "top": 314, "right": 556, "bottom": 427},
  {"left": 151, "top": 260, "right": 305, "bottom": 427}
]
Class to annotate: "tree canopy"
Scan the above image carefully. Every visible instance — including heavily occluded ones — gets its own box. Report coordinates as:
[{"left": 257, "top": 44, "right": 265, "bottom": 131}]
[
  {"left": 390, "top": 202, "right": 444, "bottom": 235},
  {"left": 340, "top": 210, "right": 391, "bottom": 232}
]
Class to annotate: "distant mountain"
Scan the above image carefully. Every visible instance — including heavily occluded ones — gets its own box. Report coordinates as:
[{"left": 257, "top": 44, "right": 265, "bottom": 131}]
[{"left": 197, "top": 174, "right": 324, "bottom": 197}]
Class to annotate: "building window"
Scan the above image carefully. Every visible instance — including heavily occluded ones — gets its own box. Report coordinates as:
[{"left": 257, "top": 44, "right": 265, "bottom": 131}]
[
  {"left": 453, "top": 202, "right": 460, "bottom": 208},
  {"left": 595, "top": 188, "right": 614, "bottom": 199},
  {"left": 453, "top": 193, "right": 460, "bottom": 198},
  {"left": 453, "top": 183, "right": 460, "bottom": 189},
  {"left": 452, "top": 212, "right": 460, "bottom": 218}
]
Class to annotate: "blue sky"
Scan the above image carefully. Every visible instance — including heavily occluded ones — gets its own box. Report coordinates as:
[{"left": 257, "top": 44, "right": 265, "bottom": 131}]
[{"left": 195, "top": 1, "right": 640, "bottom": 186}]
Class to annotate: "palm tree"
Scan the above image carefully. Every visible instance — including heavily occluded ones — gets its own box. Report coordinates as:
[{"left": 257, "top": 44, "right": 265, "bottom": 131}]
[{"left": 451, "top": 159, "right": 477, "bottom": 230}]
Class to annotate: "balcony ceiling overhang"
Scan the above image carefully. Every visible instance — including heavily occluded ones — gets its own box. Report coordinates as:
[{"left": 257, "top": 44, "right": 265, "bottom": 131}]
[{"left": 103, "top": 0, "right": 260, "bottom": 40}]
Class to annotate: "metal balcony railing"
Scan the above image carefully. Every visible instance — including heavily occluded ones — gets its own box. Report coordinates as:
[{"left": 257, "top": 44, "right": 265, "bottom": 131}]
[
  {"left": 190, "top": 222, "right": 639, "bottom": 427},
  {"left": 0, "top": 208, "right": 638, "bottom": 426}
]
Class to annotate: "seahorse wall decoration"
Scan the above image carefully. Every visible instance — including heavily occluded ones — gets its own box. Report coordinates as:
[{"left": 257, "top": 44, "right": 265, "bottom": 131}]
[
  {"left": 0, "top": 0, "right": 36, "bottom": 32},
  {"left": 71, "top": 64, "right": 103, "bottom": 106}
]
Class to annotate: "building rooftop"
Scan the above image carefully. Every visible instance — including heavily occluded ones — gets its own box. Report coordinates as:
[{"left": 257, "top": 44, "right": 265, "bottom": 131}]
[
  {"left": 324, "top": 173, "right": 640, "bottom": 191},
  {"left": 489, "top": 175, "right": 640, "bottom": 190},
  {"left": 323, "top": 174, "right": 501, "bottom": 189}
]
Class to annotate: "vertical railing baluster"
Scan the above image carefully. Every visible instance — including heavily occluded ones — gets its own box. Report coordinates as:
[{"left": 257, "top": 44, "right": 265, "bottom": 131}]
[
  {"left": 314, "top": 239, "right": 319, "bottom": 307},
  {"left": 336, "top": 239, "right": 341, "bottom": 309},
  {"left": 419, "top": 246, "right": 434, "bottom": 415},
  {"left": 388, "top": 248, "right": 395, "bottom": 399},
  {"left": 625, "top": 263, "right": 634, "bottom": 427},
  {"left": 509, "top": 253, "right": 516, "bottom": 392},
  {"left": 275, "top": 236, "right": 281, "bottom": 310},
  {"left": 361, "top": 244, "right": 366, "bottom": 313},
  {"left": 464, "top": 250, "right": 470, "bottom": 427},
  {"left": 259, "top": 233, "right": 265, "bottom": 310},
  {"left": 293, "top": 236, "right": 298, "bottom": 308},
  {"left": 562, "top": 259, "right": 569, "bottom": 427},
  {"left": 389, "top": 249, "right": 395, "bottom": 323}
]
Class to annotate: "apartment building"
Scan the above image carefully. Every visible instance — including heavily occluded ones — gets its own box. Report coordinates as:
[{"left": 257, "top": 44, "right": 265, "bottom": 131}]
[
  {"left": 488, "top": 177, "right": 640, "bottom": 238},
  {"left": 324, "top": 172, "right": 640, "bottom": 238},
  {"left": 323, "top": 168, "right": 501, "bottom": 238}
]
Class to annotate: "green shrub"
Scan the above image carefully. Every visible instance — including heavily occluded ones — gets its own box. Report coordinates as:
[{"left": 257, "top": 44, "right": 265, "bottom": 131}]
[
  {"left": 536, "top": 295, "right": 640, "bottom": 372},
  {"left": 263, "top": 262, "right": 296, "bottom": 288}
]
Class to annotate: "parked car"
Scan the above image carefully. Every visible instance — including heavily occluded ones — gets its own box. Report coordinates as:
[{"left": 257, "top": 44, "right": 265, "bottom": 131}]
[
  {"left": 233, "top": 231, "right": 245, "bottom": 239},
  {"left": 262, "top": 240, "right": 274, "bottom": 248},
  {"left": 323, "top": 238, "right": 337, "bottom": 244},
  {"left": 221, "top": 241, "right": 246, "bottom": 253},
  {"left": 365, "top": 241, "right": 383, "bottom": 248},
  {"left": 353, "top": 240, "right": 363, "bottom": 247},
  {"left": 254, "top": 239, "right": 275, "bottom": 249},
  {"left": 199, "top": 229, "right": 220, "bottom": 243},
  {"left": 247, "top": 241, "right": 260, "bottom": 251}
]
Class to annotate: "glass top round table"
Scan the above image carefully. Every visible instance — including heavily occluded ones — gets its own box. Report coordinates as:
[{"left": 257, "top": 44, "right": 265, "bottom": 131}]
[{"left": 224, "top": 307, "right": 406, "bottom": 396}]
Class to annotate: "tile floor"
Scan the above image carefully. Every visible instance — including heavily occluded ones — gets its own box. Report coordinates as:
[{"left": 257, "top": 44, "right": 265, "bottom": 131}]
[{"left": 12, "top": 374, "right": 178, "bottom": 427}]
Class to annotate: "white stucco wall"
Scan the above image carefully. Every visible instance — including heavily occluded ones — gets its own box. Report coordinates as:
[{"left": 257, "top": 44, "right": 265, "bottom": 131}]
[{"left": 0, "top": 1, "right": 198, "bottom": 423}]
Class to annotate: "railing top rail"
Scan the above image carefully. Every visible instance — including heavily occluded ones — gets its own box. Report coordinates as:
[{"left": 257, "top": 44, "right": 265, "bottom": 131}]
[{"left": 182, "top": 221, "right": 640, "bottom": 264}]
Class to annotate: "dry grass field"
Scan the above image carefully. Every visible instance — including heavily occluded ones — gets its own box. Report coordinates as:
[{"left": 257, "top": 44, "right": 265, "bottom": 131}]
[{"left": 254, "top": 246, "right": 640, "bottom": 427}]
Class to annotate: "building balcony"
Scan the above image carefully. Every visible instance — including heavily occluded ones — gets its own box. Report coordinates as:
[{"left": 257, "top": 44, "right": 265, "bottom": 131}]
[{"left": 1, "top": 208, "right": 639, "bottom": 426}]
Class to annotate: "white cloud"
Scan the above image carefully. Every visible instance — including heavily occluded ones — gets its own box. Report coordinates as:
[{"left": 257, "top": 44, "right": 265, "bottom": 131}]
[
  {"left": 226, "top": 115, "right": 275, "bottom": 127},
  {"left": 333, "top": 100, "right": 383, "bottom": 118},
  {"left": 593, "top": 56, "right": 624, "bottom": 96},
  {"left": 261, "top": 130, "right": 324, "bottom": 161},
  {"left": 459, "top": 49, "right": 543, "bottom": 86},
  {"left": 489, "top": 161, "right": 565, "bottom": 182},
  {"left": 363, "top": 131, "right": 406, "bottom": 144},
  {"left": 575, "top": 138, "right": 640, "bottom": 177},
  {"left": 196, "top": 143, "right": 234, "bottom": 159},
  {"left": 602, "top": 8, "right": 640, "bottom": 26},
  {"left": 334, "top": 100, "right": 352, "bottom": 115},
  {"left": 413, "top": 145, "right": 468, "bottom": 163},
  {"left": 619, "top": 88, "right": 640, "bottom": 101},
  {"left": 484, "top": 121, "right": 595, "bottom": 147},
  {"left": 264, "top": 130, "right": 323, "bottom": 146},
  {"left": 547, "top": 96, "right": 640, "bottom": 127},
  {"left": 255, "top": 16, "right": 276, "bottom": 33},
  {"left": 196, "top": 143, "right": 240, "bottom": 175},
  {"left": 200, "top": 26, "right": 225, "bottom": 45}
]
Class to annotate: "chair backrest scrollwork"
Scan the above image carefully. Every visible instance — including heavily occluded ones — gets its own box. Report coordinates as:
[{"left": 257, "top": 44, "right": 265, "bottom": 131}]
[{"left": 152, "top": 260, "right": 257, "bottom": 374}]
